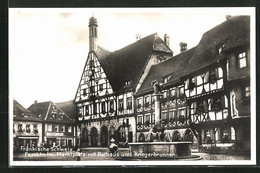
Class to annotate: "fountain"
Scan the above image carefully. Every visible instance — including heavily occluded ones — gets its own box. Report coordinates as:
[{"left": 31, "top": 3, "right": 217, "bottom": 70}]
[{"left": 124, "top": 81, "right": 199, "bottom": 160}]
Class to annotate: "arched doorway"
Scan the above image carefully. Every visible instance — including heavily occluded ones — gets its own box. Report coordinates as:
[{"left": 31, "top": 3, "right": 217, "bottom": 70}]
[
  {"left": 109, "top": 126, "right": 117, "bottom": 145},
  {"left": 101, "top": 126, "right": 108, "bottom": 147},
  {"left": 184, "top": 129, "right": 193, "bottom": 141},
  {"left": 172, "top": 131, "right": 182, "bottom": 141},
  {"left": 81, "top": 128, "right": 89, "bottom": 147},
  {"left": 90, "top": 127, "right": 98, "bottom": 147},
  {"left": 138, "top": 133, "right": 145, "bottom": 142}
]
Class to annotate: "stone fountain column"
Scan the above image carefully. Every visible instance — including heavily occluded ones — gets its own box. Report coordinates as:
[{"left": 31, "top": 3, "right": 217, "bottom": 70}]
[
  {"left": 152, "top": 81, "right": 162, "bottom": 126},
  {"left": 153, "top": 93, "right": 162, "bottom": 125}
]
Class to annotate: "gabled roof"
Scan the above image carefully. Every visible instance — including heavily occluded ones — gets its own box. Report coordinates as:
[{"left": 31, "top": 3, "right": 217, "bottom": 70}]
[
  {"left": 28, "top": 101, "right": 74, "bottom": 123},
  {"left": 13, "top": 99, "right": 41, "bottom": 122},
  {"left": 95, "top": 33, "right": 172, "bottom": 92},
  {"left": 182, "top": 15, "right": 250, "bottom": 76},
  {"left": 136, "top": 15, "right": 250, "bottom": 95},
  {"left": 137, "top": 48, "right": 195, "bottom": 95},
  {"left": 56, "top": 100, "right": 77, "bottom": 121}
]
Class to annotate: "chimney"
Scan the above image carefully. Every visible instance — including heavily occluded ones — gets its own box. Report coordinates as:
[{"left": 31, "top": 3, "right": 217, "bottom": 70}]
[
  {"left": 34, "top": 100, "right": 37, "bottom": 104},
  {"left": 225, "top": 15, "right": 231, "bottom": 20},
  {"left": 180, "top": 42, "right": 187, "bottom": 52},
  {"left": 164, "top": 34, "right": 170, "bottom": 47},
  {"left": 135, "top": 34, "right": 142, "bottom": 41}
]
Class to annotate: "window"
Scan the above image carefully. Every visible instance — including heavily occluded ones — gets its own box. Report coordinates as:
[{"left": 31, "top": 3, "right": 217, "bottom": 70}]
[
  {"left": 188, "top": 78, "right": 196, "bottom": 90},
  {"left": 109, "top": 100, "right": 114, "bottom": 112},
  {"left": 152, "top": 113, "right": 155, "bottom": 124},
  {"left": 99, "top": 84, "right": 103, "bottom": 91},
  {"left": 144, "top": 96, "right": 150, "bottom": 107},
  {"left": 238, "top": 52, "right": 247, "bottom": 68},
  {"left": 163, "top": 91, "right": 168, "bottom": 98},
  {"left": 93, "top": 103, "right": 97, "bottom": 114},
  {"left": 178, "top": 86, "right": 184, "bottom": 96},
  {"left": 68, "top": 126, "right": 72, "bottom": 133},
  {"left": 127, "top": 97, "right": 132, "bottom": 110},
  {"left": 83, "top": 89, "right": 87, "bottom": 96},
  {"left": 89, "top": 60, "right": 94, "bottom": 68},
  {"left": 209, "top": 68, "right": 218, "bottom": 83},
  {"left": 161, "top": 112, "right": 168, "bottom": 124},
  {"left": 47, "top": 124, "right": 52, "bottom": 132},
  {"left": 18, "top": 124, "right": 22, "bottom": 132},
  {"left": 170, "top": 88, "right": 176, "bottom": 97},
  {"left": 85, "top": 105, "right": 89, "bottom": 116},
  {"left": 125, "top": 80, "right": 132, "bottom": 86},
  {"left": 217, "top": 43, "right": 225, "bottom": 54},
  {"left": 61, "top": 125, "right": 65, "bottom": 132},
  {"left": 205, "top": 129, "right": 212, "bottom": 143},
  {"left": 163, "top": 75, "right": 171, "bottom": 83},
  {"left": 144, "top": 114, "right": 151, "bottom": 125},
  {"left": 137, "top": 116, "right": 142, "bottom": 126},
  {"left": 90, "top": 86, "right": 95, "bottom": 93},
  {"left": 169, "top": 111, "right": 175, "bottom": 123},
  {"left": 26, "top": 125, "right": 30, "bottom": 133},
  {"left": 52, "top": 105, "right": 57, "bottom": 111},
  {"left": 137, "top": 98, "right": 142, "bottom": 108},
  {"left": 56, "top": 139, "right": 60, "bottom": 146},
  {"left": 245, "top": 86, "right": 250, "bottom": 98},
  {"left": 61, "top": 139, "right": 66, "bottom": 146},
  {"left": 119, "top": 99, "right": 124, "bottom": 112},
  {"left": 178, "top": 109, "right": 186, "bottom": 124},
  {"left": 101, "top": 102, "right": 106, "bottom": 113},
  {"left": 33, "top": 125, "right": 38, "bottom": 133},
  {"left": 231, "top": 127, "right": 236, "bottom": 140},
  {"left": 54, "top": 125, "right": 59, "bottom": 132},
  {"left": 221, "top": 129, "right": 229, "bottom": 142}
]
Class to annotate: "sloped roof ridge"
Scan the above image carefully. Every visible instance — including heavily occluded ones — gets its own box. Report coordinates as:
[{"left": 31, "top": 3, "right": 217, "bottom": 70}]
[
  {"left": 52, "top": 102, "right": 74, "bottom": 122},
  {"left": 113, "top": 32, "right": 157, "bottom": 52}
]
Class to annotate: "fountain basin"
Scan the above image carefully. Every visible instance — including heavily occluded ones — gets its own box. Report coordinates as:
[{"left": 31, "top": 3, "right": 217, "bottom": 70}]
[{"left": 128, "top": 141, "right": 192, "bottom": 157}]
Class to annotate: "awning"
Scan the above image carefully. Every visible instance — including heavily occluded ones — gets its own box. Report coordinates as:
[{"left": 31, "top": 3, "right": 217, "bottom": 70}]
[{"left": 18, "top": 136, "right": 39, "bottom": 139}]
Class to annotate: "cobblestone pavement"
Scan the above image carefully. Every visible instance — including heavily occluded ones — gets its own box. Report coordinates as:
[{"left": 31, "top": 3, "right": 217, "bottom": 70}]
[{"left": 13, "top": 147, "right": 250, "bottom": 161}]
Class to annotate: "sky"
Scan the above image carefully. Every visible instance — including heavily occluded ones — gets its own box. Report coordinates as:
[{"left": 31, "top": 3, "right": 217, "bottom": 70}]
[{"left": 9, "top": 8, "right": 254, "bottom": 108}]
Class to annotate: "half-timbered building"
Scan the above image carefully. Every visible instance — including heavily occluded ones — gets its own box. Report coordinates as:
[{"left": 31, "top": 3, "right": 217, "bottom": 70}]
[
  {"left": 13, "top": 99, "right": 43, "bottom": 152},
  {"left": 28, "top": 101, "right": 77, "bottom": 148},
  {"left": 135, "top": 15, "right": 251, "bottom": 153},
  {"left": 74, "top": 16, "right": 173, "bottom": 147}
]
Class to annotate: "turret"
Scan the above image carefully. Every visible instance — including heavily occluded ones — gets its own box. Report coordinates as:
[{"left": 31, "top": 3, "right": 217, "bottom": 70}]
[{"left": 89, "top": 16, "right": 98, "bottom": 52}]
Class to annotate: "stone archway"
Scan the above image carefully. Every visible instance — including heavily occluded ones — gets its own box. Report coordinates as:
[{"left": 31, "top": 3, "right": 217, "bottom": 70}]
[
  {"left": 138, "top": 133, "right": 145, "bottom": 142},
  {"left": 81, "top": 128, "right": 89, "bottom": 147},
  {"left": 90, "top": 127, "right": 98, "bottom": 147},
  {"left": 172, "top": 131, "right": 182, "bottom": 141},
  {"left": 184, "top": 129, "right": 193, "bottom": 141},
  {"left": 100, "top": 126, "right": 108, "bottom": 147}
]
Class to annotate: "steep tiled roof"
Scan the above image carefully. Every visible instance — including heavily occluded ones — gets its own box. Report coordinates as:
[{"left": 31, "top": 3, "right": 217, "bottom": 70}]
[
  {"left": 182, "top": 15, "right": 250, "bottom": 76},
  {"left": 13, "top": 99, "right": 41, "bottom": 122},
  {"left": 136, "top": 15, "right": 250, "bottom": 95},
  {"left": 95, "top": 33, "right": 172, "bottom": 92},
  {"left": 56, "top": 100, "right": 77, "bottom": 121},
  {"left": 28, "top": 101, "right": 74, "bottom": 123},
  {"left": 137, "top": 48, "right": 195, "bottom": 95},
  {"left": 27, "top": 101, "right": 51, "bottom": 121}
]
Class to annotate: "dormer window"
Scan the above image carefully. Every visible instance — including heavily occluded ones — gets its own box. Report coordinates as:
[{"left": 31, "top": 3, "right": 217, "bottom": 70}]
[
  {"left": 238, "top": 51, "right": 247, "bottom": 68},
  {"left": 125, "top": 80, "right": 132, "bottom": 86},
  {"left": 217, "top": 43, "right": 225, "bottom": 54},
  {"left": 163, "top": 75, "right": 171, "bottom": 84}
]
